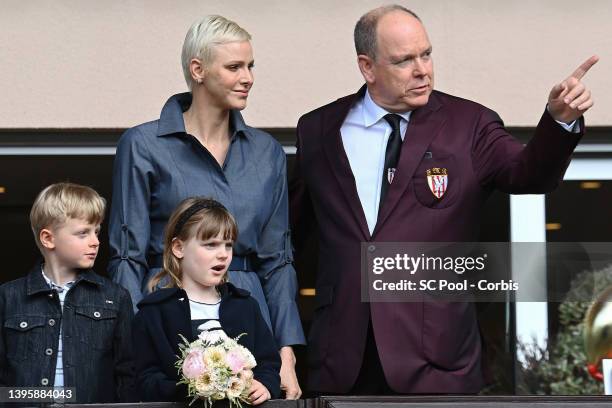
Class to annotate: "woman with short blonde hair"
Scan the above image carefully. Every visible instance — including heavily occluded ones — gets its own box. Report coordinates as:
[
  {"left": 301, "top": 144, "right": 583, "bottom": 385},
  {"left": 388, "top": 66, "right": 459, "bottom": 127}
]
[{"left": 108, "top": 15, "right": 304, "bottom": 399}]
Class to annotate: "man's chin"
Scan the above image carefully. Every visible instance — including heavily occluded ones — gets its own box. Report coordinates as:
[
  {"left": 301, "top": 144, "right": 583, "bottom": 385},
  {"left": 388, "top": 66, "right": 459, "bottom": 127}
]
[{"left": 403, "top": 93, "right": 431, "bottom": 111}]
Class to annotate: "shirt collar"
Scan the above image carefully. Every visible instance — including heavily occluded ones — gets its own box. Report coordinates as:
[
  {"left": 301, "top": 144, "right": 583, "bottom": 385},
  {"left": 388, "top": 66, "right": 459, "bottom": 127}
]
[
  {"left": 157, "top": 92, "right": 251, "bottom": 141},
  {"left": 362, "top": 88, "right": 412, "bottom": 128},
  {"left": 26, "top": 262, "right": 103, "bottom": 296},
  {"left": 41, "top": 267, "right": 75, "bottom": 293}
]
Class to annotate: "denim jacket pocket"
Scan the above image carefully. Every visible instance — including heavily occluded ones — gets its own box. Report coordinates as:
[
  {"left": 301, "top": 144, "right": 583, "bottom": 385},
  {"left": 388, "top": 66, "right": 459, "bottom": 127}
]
[
  {"left": 74, "top": 306, "right": 118, "bottom": 351},
  {"left": 4, "top": 315, "right": 47, "bottom": 361}
]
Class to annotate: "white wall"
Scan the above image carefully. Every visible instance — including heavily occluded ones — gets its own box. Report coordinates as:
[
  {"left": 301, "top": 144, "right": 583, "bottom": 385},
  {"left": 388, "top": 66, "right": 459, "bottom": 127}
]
[{"left": 1, "top": 0, "right": 610, "bottom": 129}]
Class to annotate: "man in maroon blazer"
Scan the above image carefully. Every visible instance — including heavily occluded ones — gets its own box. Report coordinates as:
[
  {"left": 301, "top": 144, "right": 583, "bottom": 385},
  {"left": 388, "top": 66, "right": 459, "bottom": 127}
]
[{"left": 289, "top": 5, "right": 597, "bottom": 395}]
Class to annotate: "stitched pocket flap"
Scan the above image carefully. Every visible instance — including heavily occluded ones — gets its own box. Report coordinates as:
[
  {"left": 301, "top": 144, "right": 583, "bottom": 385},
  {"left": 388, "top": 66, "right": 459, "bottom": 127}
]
[
  {"left": 4, "top": 316, "right": 46, "bottom": 332},
  {"left": 75, "top": 306, "right": 117, "bottom": 320}
]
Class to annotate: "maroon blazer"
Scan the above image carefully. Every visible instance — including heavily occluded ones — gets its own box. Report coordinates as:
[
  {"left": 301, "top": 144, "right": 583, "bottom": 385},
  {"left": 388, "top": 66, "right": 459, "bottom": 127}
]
[{"left": 289, "top": 86, "right": 582, "bottom": 393}]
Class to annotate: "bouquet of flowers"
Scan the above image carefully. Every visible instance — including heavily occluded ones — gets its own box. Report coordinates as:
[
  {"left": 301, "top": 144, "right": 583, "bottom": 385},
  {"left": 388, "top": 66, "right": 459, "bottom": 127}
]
[{"left": 176, "top": 327, "right": 257, "bottom": 407}]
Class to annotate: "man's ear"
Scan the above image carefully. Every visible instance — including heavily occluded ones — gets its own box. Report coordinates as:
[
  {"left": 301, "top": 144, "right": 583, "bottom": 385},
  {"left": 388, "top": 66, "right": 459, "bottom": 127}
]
[
  {"left": 189, "top": 58, "right": 206, "bottom": 85},
  {"left": 357, "top": 54, "right": 376, "bottom": 84},
  {"left": 171, "top": 238, "right": 185, "bottom": 259},
  {"left": 39, "top": 228, "right": 55, "bottom": 250}
]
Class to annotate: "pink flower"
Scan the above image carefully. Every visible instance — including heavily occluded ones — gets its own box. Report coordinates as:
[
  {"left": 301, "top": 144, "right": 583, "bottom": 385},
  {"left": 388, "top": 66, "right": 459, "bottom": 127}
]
[
  {"left": 225, "top": 349, "right": 247, "bottom": 373},
  {"left": 182, "top": 349, "right": 207, "bottom": 379}
]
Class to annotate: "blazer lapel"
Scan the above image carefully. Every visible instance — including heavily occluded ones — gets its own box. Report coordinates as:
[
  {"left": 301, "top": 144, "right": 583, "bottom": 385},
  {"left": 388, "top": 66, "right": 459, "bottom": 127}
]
[
  {"left": 373, "top": 93, "right": 445, "bottom": 236},
  {"left": 321, "top": 87, "right": 371, "bottom": 240}
]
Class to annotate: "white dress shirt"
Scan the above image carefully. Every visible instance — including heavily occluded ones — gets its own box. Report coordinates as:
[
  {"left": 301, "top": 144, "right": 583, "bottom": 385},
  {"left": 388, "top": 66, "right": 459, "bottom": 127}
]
[{"left": 340, "top": 90, "right": 411, "bottom": 235}]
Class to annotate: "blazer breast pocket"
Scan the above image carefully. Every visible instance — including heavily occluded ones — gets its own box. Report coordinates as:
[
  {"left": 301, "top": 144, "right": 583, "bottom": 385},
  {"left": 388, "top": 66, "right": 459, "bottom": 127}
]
[{"left": 413, "top": 154, "right": 460, "bottom": 209}]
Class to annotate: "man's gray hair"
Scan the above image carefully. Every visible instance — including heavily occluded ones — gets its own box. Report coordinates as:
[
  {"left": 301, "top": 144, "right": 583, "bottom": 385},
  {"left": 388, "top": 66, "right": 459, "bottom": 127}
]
[
  {"left": 181, "top": 15, "right": 251, "bottom": 90},
  {"left": 354, "top": 5, "right": 420, "bottom": 60}
]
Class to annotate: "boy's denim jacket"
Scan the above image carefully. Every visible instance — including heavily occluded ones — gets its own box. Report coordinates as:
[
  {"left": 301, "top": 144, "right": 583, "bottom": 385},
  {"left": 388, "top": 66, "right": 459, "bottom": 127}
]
[{"left": 0, "top": 263, "right": 137, "bottom": 403}]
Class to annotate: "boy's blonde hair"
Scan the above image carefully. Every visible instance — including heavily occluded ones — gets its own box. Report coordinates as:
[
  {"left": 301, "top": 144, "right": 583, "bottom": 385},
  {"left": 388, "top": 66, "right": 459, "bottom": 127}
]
[
  {"left": 30, "top": 182, "right": 106, "bottom": 251},
  {"left": 149, "top": 197, "right": 238, "bottom": 292}
]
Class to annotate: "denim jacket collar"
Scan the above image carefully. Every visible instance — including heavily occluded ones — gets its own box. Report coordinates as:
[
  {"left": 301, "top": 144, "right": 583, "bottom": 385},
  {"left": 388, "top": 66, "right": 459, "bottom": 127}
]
[
  {"left": 26, "top": 263, "right": 103, "bottom": 296},
  {"left": 156, "top": 92, "right": 251, "bottom": 142}
]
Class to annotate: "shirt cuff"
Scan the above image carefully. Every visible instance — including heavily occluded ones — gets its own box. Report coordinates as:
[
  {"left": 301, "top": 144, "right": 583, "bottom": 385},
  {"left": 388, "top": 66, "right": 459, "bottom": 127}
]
[
  {"left": 546, "top": 104, "right": 580, "bottom": 133},
  {"left": 555, "top": 118, "right": 580, "bottom": 133},
  {"left": 267, "top": 300, "right": 306, "bottom": 347}
]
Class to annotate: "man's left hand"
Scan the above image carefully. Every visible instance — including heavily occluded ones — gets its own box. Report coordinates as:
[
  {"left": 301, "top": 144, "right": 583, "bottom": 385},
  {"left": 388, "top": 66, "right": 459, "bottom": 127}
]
[
  {"left": 279, "top": 346, "right": 302, "bottom": 399},
  {"left": 548, "top": 55, "right": 599, "bottom": 124}
]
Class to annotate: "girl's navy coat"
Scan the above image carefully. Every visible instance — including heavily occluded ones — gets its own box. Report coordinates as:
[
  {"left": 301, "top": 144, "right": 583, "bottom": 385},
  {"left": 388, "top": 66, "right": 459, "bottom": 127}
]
[{"left": 132, "top": 282, "right": 281, "bottom": 402}]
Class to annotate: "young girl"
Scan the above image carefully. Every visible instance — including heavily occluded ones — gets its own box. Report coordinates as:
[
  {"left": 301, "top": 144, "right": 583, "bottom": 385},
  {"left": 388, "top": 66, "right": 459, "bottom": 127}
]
[{"left": 132, "top": 197, "right": 280, "bottom": 404}]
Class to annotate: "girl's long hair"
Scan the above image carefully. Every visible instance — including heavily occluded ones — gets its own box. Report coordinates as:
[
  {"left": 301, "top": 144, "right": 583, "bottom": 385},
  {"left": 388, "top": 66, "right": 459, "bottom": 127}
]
[{"left": 148, "top": 197, "right": 238, "bottom": 292}]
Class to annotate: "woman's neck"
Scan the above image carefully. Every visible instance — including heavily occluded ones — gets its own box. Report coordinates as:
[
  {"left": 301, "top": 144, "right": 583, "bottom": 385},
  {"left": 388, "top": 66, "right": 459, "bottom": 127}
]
[{"left": 183, "top": 92, "right": 231, "bottom": 146}]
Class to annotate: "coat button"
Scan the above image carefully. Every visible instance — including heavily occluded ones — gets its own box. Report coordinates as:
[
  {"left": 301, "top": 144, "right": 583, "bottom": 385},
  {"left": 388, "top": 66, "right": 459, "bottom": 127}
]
[
  {"left": 41, "top": 378, "right": 49, "bottom": 386},
  {"left": 19, "top": 321, "right": 28, "bottom": 329},
  {"left": 48, "top": 319, "right": 55, "bottom": 326},
  {"left": 93, "top": 311, "right": 101, "bottom": 318},
  {"left": 368, "top": 245, "right": 376, "bottom": 252},
  {"left": 45, "top": 348, "right": 53, "bottom": 356}
]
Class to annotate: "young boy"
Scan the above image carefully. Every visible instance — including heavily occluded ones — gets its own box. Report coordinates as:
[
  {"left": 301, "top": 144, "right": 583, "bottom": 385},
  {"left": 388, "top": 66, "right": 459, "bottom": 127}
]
[{"left": 0, "top": 182, "right": 136, "bottom": 403}]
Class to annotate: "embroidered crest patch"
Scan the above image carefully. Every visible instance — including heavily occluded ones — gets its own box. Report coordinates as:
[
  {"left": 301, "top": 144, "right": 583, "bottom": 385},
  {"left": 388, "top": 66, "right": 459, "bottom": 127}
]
[{"left": 426, "top": 168, "right": 448, "bottom": 199}]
